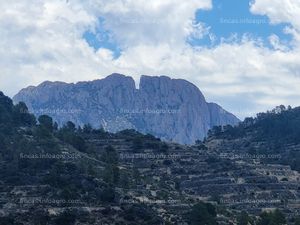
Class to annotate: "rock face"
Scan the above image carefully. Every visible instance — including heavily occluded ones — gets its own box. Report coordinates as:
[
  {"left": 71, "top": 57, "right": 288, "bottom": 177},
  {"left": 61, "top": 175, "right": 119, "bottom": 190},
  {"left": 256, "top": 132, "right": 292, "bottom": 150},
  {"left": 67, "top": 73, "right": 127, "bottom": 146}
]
[{"left": 13, "top": 73, "right": 240, "bottom": 144}]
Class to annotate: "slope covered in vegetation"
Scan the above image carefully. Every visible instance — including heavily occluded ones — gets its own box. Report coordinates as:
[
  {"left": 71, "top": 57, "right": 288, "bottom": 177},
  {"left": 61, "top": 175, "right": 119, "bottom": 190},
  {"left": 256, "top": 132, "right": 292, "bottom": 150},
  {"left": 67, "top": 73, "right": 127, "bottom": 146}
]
[
  {"left": 207, "top": 105, "right": 300, "bottom": 171},
  {"left": 1, "top": 92, "right": 299, "bottom": 225}
]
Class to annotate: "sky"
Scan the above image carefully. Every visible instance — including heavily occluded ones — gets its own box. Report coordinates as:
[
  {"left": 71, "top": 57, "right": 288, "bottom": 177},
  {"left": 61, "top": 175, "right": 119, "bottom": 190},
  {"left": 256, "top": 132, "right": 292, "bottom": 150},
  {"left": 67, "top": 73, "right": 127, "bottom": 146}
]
[{"left": 1, "top": 0, "right": 300, "bottom": 119}]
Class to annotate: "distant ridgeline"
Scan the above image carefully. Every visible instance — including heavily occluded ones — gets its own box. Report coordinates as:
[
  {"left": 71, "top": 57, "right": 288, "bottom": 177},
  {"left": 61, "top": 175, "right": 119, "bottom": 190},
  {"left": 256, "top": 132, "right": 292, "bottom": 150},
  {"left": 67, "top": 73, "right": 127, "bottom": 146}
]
[
  {"left": 13, "top": 73, "right": 240, "bottom": 144},
  {"left": 1, "top": 91, "right": 300, "bottom": 225}
]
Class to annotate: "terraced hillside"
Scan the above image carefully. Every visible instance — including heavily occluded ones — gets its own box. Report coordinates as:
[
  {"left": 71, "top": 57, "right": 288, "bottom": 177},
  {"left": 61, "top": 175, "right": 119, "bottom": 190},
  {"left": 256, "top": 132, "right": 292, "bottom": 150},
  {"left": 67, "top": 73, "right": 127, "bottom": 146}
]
[
  {"left": 1, "top": 91, "right": 300, "bottom": 225},
  {"left": 81, "top": 131, "right": 300, "bottom": 221}
]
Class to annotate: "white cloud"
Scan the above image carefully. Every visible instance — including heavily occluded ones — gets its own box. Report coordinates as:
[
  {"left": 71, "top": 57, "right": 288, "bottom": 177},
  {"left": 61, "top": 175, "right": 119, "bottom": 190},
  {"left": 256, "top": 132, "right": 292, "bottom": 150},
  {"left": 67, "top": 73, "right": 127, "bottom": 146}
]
[
  {"left": 1, "top": 0, "right": 300, "bottom": 119},
  {"left": 250, "top": 0, "right": 300, "bottom": 28},
  {"left": 92, "top": 0, "right": 212, "bottom": 47},
  {"left": 269, "top": 34, "right": 288, "bottom": 51}
]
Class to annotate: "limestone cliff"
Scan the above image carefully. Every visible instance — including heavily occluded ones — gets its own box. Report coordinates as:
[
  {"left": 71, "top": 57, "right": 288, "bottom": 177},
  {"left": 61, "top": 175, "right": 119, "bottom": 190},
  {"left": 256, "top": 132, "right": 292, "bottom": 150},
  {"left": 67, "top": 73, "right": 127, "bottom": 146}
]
[{"left": 13, "top": 73, "right": 240, "bottom": 144}]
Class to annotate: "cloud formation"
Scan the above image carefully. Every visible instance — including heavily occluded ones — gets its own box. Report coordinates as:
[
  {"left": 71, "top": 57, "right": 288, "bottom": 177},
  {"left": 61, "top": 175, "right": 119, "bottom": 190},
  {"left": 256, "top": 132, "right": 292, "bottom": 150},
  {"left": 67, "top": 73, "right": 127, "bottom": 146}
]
[{"left": 1, "top": 0, "right": 300, "bottom": 118}]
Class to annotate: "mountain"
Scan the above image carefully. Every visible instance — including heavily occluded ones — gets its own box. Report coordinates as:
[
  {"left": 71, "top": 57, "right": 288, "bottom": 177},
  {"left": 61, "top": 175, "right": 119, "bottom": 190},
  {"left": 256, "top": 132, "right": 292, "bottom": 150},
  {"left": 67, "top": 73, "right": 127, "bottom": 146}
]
[
  {"left": 13, "top": 73, "right": 240, "bottom": 144},
  {"left": 1, "top": 91, "right": 299, "bottom": 224}
]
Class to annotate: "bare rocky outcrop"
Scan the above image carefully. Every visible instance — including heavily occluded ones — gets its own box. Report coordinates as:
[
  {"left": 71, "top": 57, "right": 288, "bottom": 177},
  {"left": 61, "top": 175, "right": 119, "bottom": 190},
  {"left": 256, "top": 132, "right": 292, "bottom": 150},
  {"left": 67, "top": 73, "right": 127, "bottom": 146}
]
[{"left": 13, "top": 73, "right": 240, "bottom": 144}]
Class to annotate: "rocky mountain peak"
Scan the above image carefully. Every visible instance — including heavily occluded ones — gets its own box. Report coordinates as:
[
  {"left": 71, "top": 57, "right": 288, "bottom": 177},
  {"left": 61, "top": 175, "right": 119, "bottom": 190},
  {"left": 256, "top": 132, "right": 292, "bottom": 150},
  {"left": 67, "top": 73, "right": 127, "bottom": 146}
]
[{"left": 13, "top": 74, "right": 240, "bottom": 144}]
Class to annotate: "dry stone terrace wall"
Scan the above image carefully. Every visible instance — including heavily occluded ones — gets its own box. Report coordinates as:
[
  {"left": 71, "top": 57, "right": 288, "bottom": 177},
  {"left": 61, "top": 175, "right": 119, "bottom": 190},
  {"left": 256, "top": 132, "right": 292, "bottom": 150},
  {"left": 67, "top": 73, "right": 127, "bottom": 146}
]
[
  {"left": 1, "top": 129, "right": 299, "bottom": 223},
  {"left": 81, "top": 133, "right": 300, "bottom": 219}
]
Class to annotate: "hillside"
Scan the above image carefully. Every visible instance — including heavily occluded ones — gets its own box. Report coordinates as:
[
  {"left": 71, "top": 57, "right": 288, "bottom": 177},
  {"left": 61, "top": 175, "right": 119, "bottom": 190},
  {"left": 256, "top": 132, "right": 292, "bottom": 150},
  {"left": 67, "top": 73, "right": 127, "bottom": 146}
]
[
  {"left": 1, "top": 92, "right": 299, "bottom": 225},
  {"left": 206, "top": 105, "right": 300, "bottom": 172}
]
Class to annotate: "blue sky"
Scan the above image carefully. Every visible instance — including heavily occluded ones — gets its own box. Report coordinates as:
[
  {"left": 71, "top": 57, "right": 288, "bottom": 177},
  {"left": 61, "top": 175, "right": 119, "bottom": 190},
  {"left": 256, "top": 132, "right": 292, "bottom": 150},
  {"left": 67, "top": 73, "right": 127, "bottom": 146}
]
[
  {"left": 1, "top": 0, "right": 300, "bottom": 119},
  {"left": 83, "top": 0, "right": 293, "bottom": 56},
  {"left": 83, "top": 18, "right": 122, "bottom": 58},
  {"left": 191, "top": 0, "right": 293, "bottom": 48}
]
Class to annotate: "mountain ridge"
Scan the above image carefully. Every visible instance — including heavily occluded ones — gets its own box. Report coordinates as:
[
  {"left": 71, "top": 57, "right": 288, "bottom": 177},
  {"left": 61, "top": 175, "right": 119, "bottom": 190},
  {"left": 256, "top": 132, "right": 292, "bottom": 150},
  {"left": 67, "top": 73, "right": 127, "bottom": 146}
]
[
  {"left": 13, "top": 73, "right": 240, "bottom": 144},
  {"left": 1, "top": 91, "right": 300, "bottom": 224}
]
